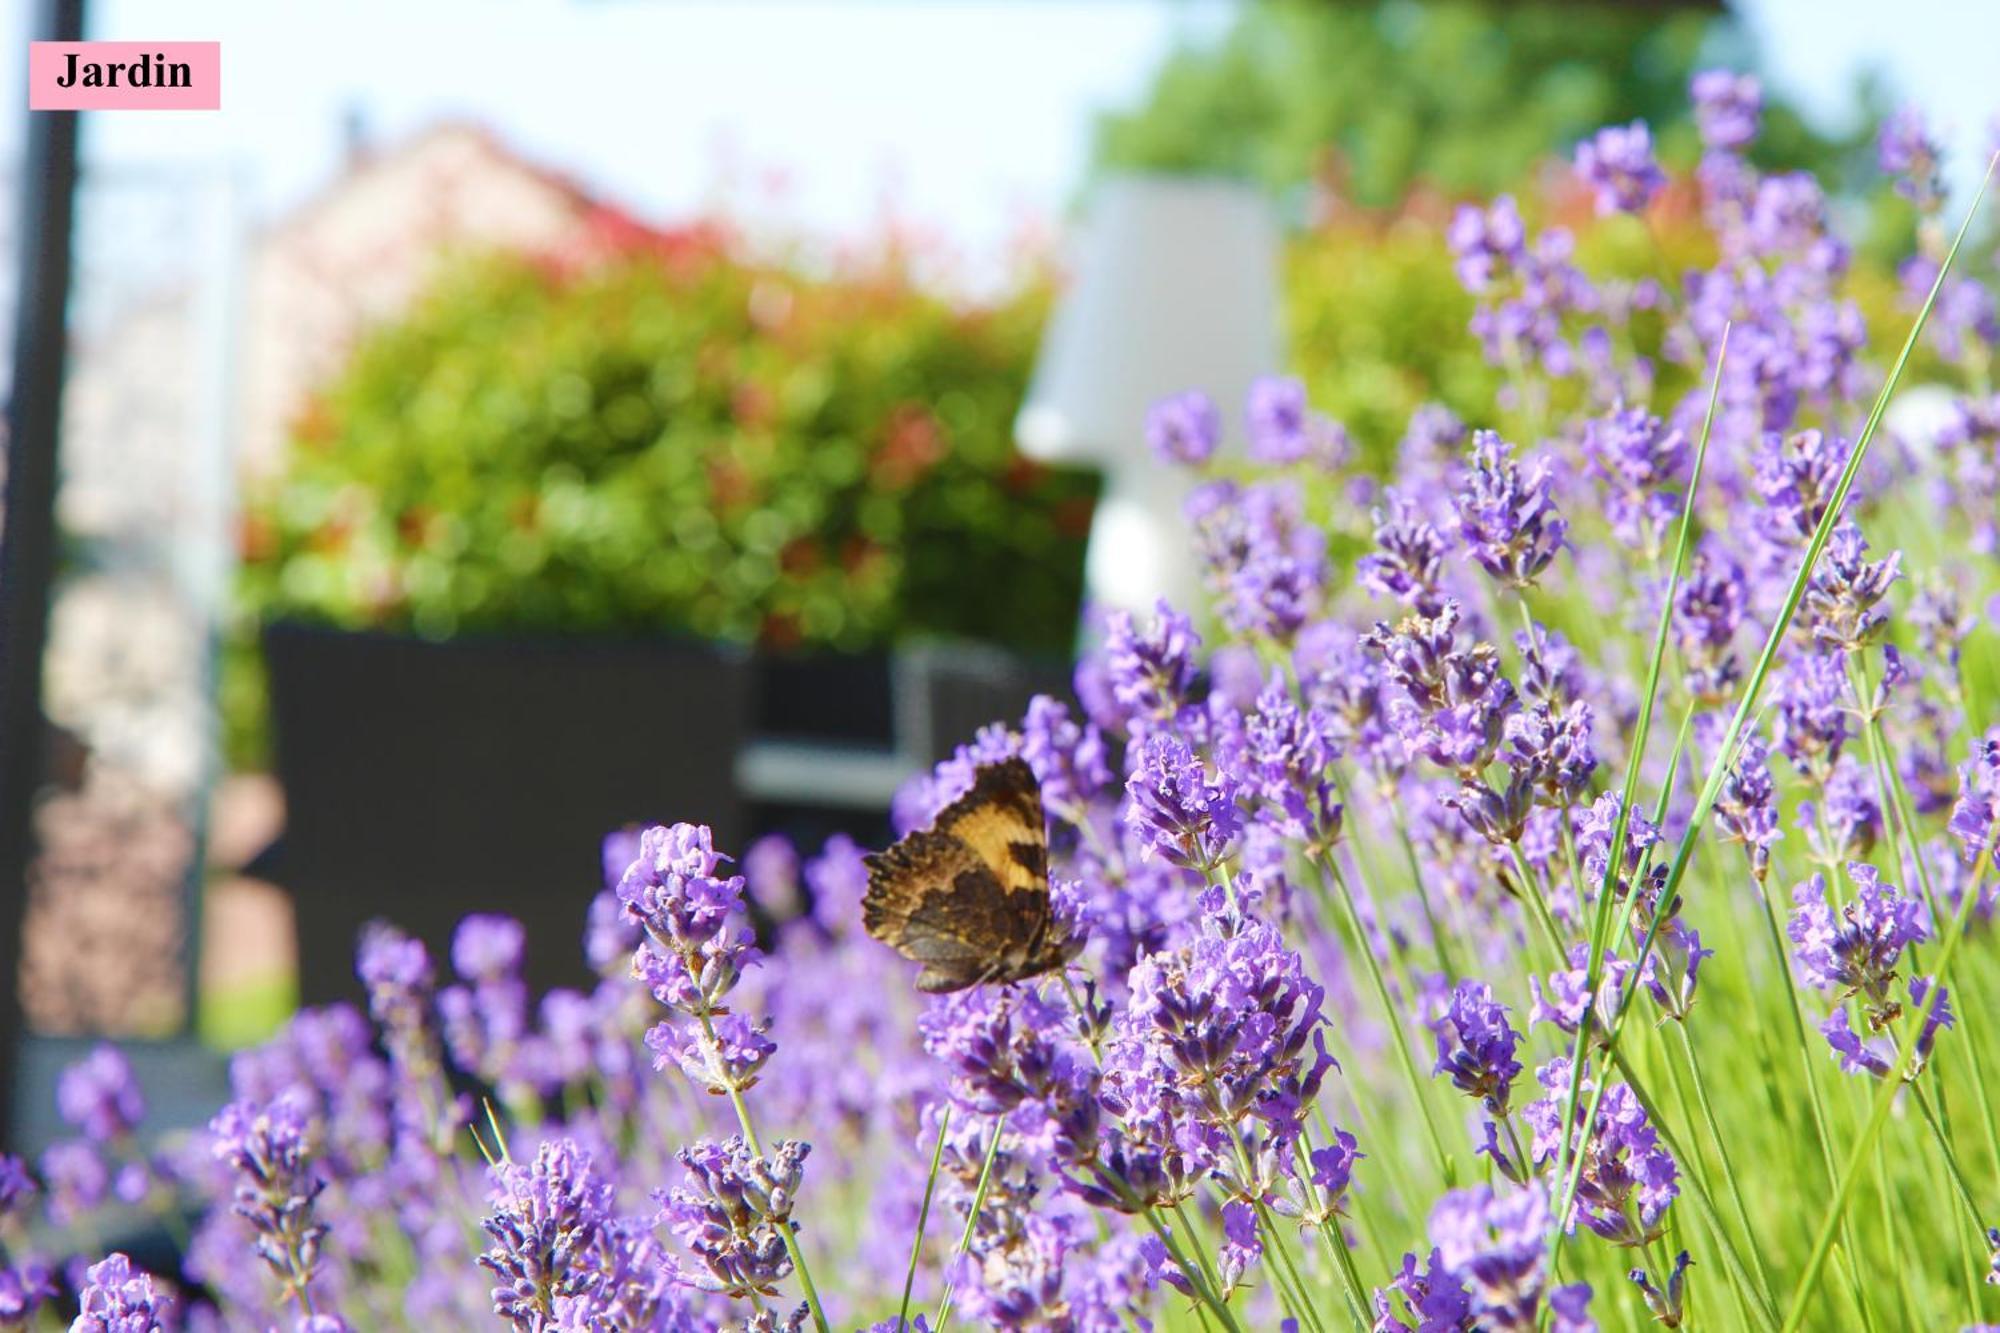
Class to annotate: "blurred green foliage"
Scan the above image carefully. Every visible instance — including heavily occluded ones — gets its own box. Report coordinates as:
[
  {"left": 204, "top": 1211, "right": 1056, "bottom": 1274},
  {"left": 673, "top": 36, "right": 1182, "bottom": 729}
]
[
  {"left": 238, "top": 241, "right": 1094, "bottom": 659},
  {"left": 1091, "top": 0, "right": 1871, "bottom": 208},
  {"left": 1283, "top": 192, "right": 1922, "bottom": 474}
]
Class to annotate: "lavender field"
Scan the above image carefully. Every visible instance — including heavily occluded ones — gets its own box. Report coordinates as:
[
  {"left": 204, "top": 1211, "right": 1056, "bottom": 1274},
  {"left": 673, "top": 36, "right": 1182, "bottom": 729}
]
[{"left": 25, "top": 72, "right": 2000, "bottom": 1333}]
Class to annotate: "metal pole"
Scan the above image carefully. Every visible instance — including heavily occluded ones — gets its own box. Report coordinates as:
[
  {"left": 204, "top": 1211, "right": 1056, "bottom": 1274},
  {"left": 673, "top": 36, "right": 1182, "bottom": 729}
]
[{"left": 0, "top": 0, "right": 87, "bottom": 1148}]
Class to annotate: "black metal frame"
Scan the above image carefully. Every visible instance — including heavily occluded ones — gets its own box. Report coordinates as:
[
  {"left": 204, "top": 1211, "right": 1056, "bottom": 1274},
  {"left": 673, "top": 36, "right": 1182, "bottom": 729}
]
[{"left": 0, "top": 0, "right": 87, "bottom": 1147}]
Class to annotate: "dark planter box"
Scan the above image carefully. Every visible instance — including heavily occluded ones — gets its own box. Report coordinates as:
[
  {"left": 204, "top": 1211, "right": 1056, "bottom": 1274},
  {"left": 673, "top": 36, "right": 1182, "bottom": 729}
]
[
  {"left": 751, "top": 650, "right": 895, "bottom": 745},
  {"left": 263, "top": 623, "right": 749, "bottom": 1005}
]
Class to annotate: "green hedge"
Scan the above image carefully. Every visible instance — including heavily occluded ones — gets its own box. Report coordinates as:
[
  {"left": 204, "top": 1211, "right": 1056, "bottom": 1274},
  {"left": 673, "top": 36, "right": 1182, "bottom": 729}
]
[{"left": 238, "top": 243, "right": 1095, "bottom": 656}]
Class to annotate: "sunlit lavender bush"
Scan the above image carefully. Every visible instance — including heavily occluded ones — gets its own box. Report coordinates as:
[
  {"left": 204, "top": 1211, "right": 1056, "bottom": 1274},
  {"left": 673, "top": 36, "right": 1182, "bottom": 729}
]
[{"left": 12, "top": 73, "right": 2000, "bottom": 1332}]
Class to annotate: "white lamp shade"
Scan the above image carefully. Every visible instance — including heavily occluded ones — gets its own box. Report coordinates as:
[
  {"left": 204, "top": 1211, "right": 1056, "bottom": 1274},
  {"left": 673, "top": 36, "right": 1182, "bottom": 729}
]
[
  {"left": 1014, "top": 175, "right": 1283, "bottom": 621},
  {"left": 1015, "top": 174, "right": 1283, "bottom": 465}
]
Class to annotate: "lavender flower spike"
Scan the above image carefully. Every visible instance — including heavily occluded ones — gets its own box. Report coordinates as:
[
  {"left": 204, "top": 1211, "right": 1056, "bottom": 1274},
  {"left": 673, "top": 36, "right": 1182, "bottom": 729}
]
[
  {"left": 1575, "top": 120, "right": 1666, "bottom": 216},
  {"left": 1429, "top": 979, "right": 1524, "bottom": 1116},
  {"left": 660, "top": 1136, "right": 811, "bottom": 1301},
  {"left": 1453, "top": 432, "right": 1567, "bottom": 590},
  {"left": 1146, "top": 390, "right": 1221, "bottom": 466},
  {"left": 478, "top": 1138, "right": 616, "bottom": 1332},
  {"left": 70, "top": 1253, "right": 172, "bottom": 1333},
  {"left": 209, "top": 1092, "right": 332, "bottom": 1316}
]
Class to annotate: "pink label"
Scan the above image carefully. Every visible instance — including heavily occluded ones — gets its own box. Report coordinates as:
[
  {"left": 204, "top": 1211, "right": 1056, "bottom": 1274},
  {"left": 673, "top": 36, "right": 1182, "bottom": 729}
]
[{"left": 28, "top": 42, "right": 219, "bottom": 110}]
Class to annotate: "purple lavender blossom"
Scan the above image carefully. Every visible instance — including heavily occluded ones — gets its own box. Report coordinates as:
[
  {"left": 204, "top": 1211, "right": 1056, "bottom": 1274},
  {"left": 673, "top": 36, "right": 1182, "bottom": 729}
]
[
  {"left": 1529, "top": 946, "right": 1633, "bottom": 1045},
  {"left": 39, "top": 1139, "right": 107, "bottom": 1228},
  {"left": 1934, "top": 396, "right": 2000, "bottom": 554},
  {"left": 1803, "top": 519, "right": 1900, "bottom": 651},
  {"left": 741, "top": 834, "right": 804, "bottom": 920},
  {"left": 1879, "top": 103, "right": 1945, "bottom": 212},
  {"left": 1243, "top": 674, "right": 1342, "bottom": 847},
  {"left": 1629, "top": 1250, "right": 1692, "bottom": 1328},
  {"left": 1691, "top": 70, "right": 1761, "bottom": 152},
  {"left": 451, "top": 913, "right": 526, "bottom": 982},
  {"left": 1214, "top": 1202, "right": 1261, "bottom": 1293},
  {"left": 1753, "top": 429, "right": 1850, "bottom": 553},
  {"left": 1821, "top": 975, "right": 1954, "bottom": 1078},
  {"left": 1673, "top": 542, "right": 1748, "bottom": 703},
  {"left": 1020, "top": 694, "right": 1112, "bottom": 822},
  {"left": 1772, "top": 649, "right": 1850, "bottom": 777},
  {"left": 1581, "top": 404, "right": 1686, "bottom": 556},
  {"left": 1950, "top": 727, "right": 2000, "bottom": 872},
  {"left": 1789, "top": 864, "right": 1928, "bottom": 1016},
  {"left": 1901, "top": 256, "right": 2000, "bottom": 367},
  {"left": 209, "top": 1092, "right": 332, "bottom": 1317},
  {"left": 1146, "top": 390, "right": 1221, "bottom": 466},
  {"left": 476, "top": 1128, "right": 632, "bottom": 1328},
  {"left": 1800, "top": 756, "right": 1882, "bottom": 864},
  {"left": 1357, "top": 489, "right": 1448, "bottom": 614},
  {"left": 1106, "top": 914, "right": 1333, "bottom": 1152},
  {"left": 1502, "top": 699, "right": 1597, "bottom": 807},
  {"left": 1427, "top": 1184, "right": 1595, "bottom": 1331},
  {"left": 618, "top": 823, "right": 776, "bottom": 1094},
  {"left": 1523, "top": 1060, "right": 1677, "bottom": 1248},
  {"left": 70, "top": 1253, "right": 172, "bottom": 1333},
  {"left": 1373, "top": 1247, "right": 1473, "bottom": 1332},
  {"left": 1101, "top": 600, "right": 1200, "bottom": 734},
  {"left": 1404, "top": 403, "right": 1470, "bottom": 466},
  {"left": 1186, "top": 480, "right": 1329, "bottom": 642},
  {"left": 1574, "top": 121, "right": 1666, "bottom": 216},
  {"left": 1124, "top": 731, "right": 1242, "bottom": 871},
  {"left": 57, "top": 1046, "right": 146, "bottom": 1146},
  {"left": 917, "top": 986, "right": 1068, "bottom": 1115},
  {"left": 660, "top": 1136, "right": 809, "bottom": 1301},
  {"left": 1448, "top": 197, "right": 1528, "bottom": 293},
  {"left": 1246, "top": 374, "right": 1310, "bottom": 465},
  {"left": 1452, "top": 433, "right": 1567, "bottom": 590},
  {"left": 441, "top": 916, "right": 532, "bottom": 1092},
  {"left": 355, "top": 921, "right": 434, "bottom": 1047},
  {"left": 1713, "top": 732, "right": 1782, "bottom": 883},
  {"left": 954, "top": 1211, "right": 1072, "bottom": 1325},
  {"left": 1429, "top": 980, "right": 1522, "bottom": 1115}
]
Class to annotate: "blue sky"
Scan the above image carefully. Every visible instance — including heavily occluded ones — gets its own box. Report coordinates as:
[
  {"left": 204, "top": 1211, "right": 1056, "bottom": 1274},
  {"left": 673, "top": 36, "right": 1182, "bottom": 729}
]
[{"left": 5, "top": 0, "right": 1998, "bottom": 266}]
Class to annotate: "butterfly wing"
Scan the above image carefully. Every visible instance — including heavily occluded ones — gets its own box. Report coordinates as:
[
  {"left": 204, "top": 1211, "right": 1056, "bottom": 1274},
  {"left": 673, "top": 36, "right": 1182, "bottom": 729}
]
[{"left": 863, "top": 758, "right": 1056, "bottom": 993}]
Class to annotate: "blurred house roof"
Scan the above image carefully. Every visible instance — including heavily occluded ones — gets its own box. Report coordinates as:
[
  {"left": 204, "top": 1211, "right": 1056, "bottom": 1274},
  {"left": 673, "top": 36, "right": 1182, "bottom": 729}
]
[{"left": 238, "top": 120, "right": 682, "bottom": 477}]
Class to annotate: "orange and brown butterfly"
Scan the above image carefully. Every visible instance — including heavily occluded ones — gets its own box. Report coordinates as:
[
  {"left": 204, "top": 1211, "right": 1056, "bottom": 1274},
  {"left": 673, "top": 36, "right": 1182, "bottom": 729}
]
[{"left": 863, "top": 757, "right": 1082, "bottom": 993}]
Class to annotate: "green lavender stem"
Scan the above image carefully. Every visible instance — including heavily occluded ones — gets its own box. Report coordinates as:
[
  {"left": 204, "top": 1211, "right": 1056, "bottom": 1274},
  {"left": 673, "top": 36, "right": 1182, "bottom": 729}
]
[{"left": 896, "top": 1104, "right": 951, "bottom": 1331}]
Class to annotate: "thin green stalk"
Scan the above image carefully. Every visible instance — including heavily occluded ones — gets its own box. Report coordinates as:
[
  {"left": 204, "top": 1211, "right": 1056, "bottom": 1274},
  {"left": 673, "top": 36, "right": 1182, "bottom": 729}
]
[
  {"left": 933, "top": 1120, "right": 1005, "bottom": 1332},
  {"left": 1780, "top": 823, "right": 2000, "bottom": 1331},
  {"left": 1661, "top": 1025, "right": 1776, "bottom": 1326},
  {"left": 1846, "top": 651, "right": 1943, "bottom": 920},
  {"left": 1174, "top": 1198, "right": 1230, "bottom": 1305},
  {"left": 1657, "top": 1031, "right": 1762, "bottom": 1332},
  {"left": 1564, "top": 155, "right": 1998, "bottom": 1292},
  {"left": 1502, "top": 842, "right": 1569, "bottom": 970},
  {"left": 1254, "top": 1197, "right": 1333, "bottom": 1333},
  {"left": 1848, "top": 648, "right": 2000, "bottom": 1181},
  {"left": 1139, "top": 1207, "right": 1247, "bottom": 1333},
  {"left": 896, "top": 1104, "right": 951, "bottom": 1331},
  {"left": 1552, "top": 323, "right": 1728, "bottom": 1239},
  {"left": 694, "top": 1009, "right": 831, "bottom": 1333},
  {"left": 1752, "top": 874, "right": 1881, "bottom": 1333},
  {"left": 1320, "top": 1225, "right": 1374, "bottom": 1333},
  {"left": 1911, "top": 1083, "right": 1985, "bottom": 1230},
  {"left": 1914, "top": 1084, "right": 1987, "bottom": 1319},
  {"left": 1315, "top": 851, "right": 1457, "bottom": 1180},
  {"left": 1673, "top": 1023, "right": 1777, "bottom": 1303},
  {"left": 1609, "top": 1052, "right": 1782, "bottom": 1333},
  {"left": 1871, "top": 1133, "right": 1919, "bottom": 1331},
  {"left": 1293, "top": 1131, "right": 1373, "bottom": 1314},
  {"left": 1332, "top": 765, "right": 1458, "bottom": 981}
]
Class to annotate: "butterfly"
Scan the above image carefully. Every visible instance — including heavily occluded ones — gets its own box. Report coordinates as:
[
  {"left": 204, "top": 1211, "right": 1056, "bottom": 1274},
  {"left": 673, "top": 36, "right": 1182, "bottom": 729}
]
[{"left": 863, "top": 757, "right": 1080, "bottom": 993}]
